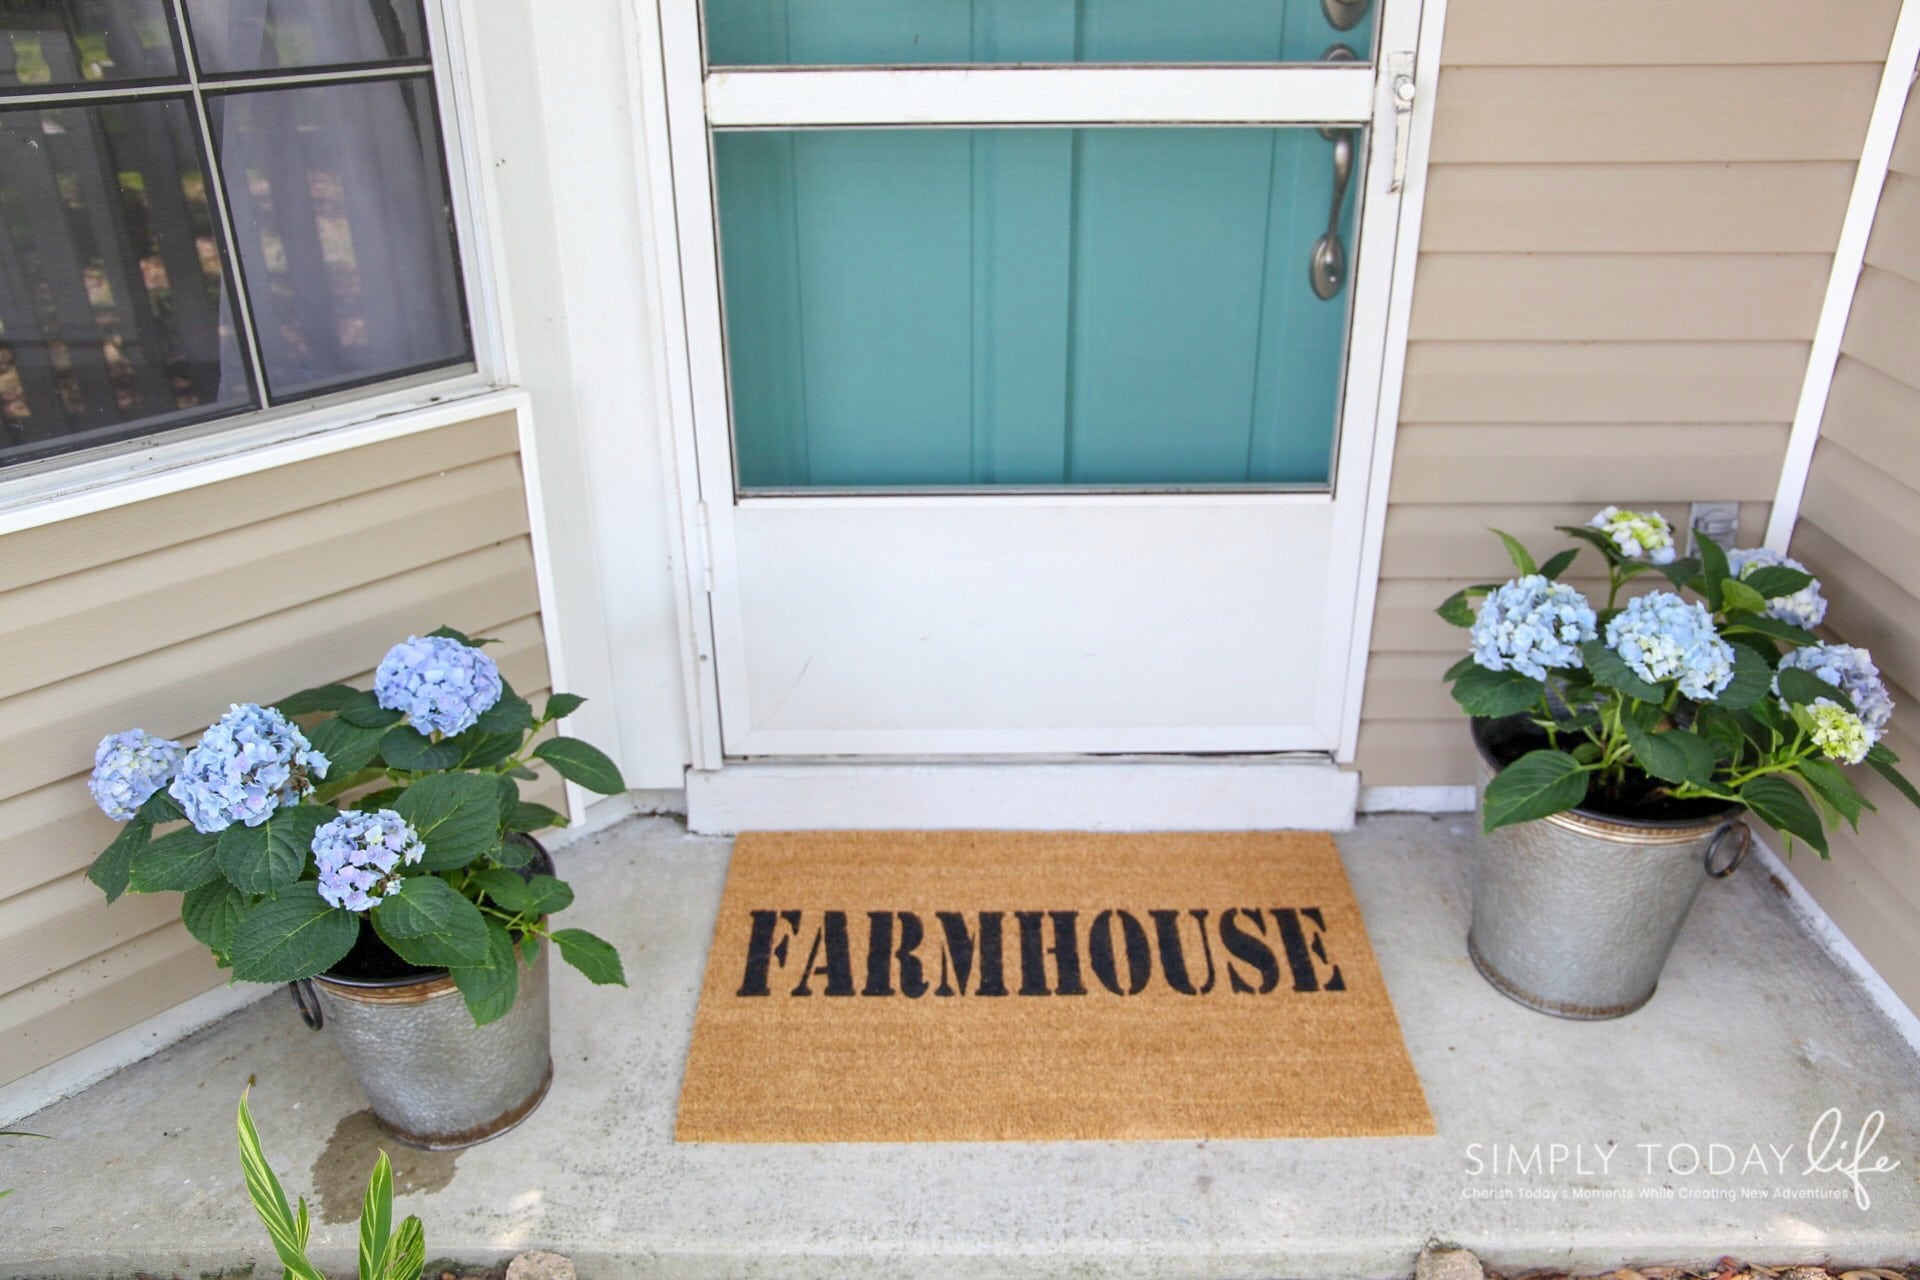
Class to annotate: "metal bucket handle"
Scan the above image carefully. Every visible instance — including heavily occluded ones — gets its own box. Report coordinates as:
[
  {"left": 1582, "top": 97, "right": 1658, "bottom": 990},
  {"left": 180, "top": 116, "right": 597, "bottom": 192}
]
[
  {"left": 290, "top": 979, "right": 324, "bottom": 1030},
  {"left": 1705, "top": 820, "right": 1751, "bottom": 879}
]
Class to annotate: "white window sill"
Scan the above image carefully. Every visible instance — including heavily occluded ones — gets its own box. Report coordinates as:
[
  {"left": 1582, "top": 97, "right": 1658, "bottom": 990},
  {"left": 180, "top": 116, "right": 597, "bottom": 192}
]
[{"left": 0, "top": 375, "right": 530, "bottom": 537}]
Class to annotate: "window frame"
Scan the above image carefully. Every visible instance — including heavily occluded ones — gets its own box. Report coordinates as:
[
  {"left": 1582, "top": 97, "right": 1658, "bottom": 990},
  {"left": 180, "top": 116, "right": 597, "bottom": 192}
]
[{"left": 0, "top": 0, "right": 508, "bottom": 504}]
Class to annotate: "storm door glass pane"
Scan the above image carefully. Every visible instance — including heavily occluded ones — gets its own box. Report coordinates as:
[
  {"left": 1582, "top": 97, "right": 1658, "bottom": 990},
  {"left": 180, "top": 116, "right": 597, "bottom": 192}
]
[
  {"left": 0, "top": 97, "right": 252, "bottom": 467},
  {"left": 0, "top": 0, "right": 180, "bottom": 90},
  {"left": 705, "top": 0, "right": 1375, "bottom": 66},
  {"left": 714, "top": 127, "right": 1360, "bottom": 490},
  {"left": 207, "top": 76, "right": 469, "bottom": 400},
  {"left": 183, "top": 0, "right": 427, "bottom": 75}
]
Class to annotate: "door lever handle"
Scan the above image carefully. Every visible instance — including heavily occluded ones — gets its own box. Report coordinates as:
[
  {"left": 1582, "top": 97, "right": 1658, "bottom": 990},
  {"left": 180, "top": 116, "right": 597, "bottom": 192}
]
[
  {"left": 1310, "top": 41, "right": 1359, "bottom": 301},
  {"left": 1309, "top": 129, "right": 1354, "bottom": 301},
  {"left": 1322, "top": 0, "right": 1373, "bottom": 31}
]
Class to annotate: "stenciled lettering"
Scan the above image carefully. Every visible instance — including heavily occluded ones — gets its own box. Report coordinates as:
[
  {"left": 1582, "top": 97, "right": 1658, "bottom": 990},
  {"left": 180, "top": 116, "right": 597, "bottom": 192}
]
[{"left": 739, "top": 905, "right": 1344, "bottom": 1000}]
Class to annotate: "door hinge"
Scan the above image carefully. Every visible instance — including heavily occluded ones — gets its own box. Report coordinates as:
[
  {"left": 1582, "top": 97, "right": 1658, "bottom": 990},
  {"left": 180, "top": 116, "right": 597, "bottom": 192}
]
[
  {"left": 1387, "top": 51, "right": 1416, "bottom": 193},
  {"left": 695, "top": 499, "right": 715, "bottom": 595}
]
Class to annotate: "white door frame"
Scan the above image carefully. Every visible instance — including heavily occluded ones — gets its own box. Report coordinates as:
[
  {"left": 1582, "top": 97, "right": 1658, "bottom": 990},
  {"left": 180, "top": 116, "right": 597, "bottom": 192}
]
[{"left": 631, "top": 0, "right": 1446, "bottom": 774}]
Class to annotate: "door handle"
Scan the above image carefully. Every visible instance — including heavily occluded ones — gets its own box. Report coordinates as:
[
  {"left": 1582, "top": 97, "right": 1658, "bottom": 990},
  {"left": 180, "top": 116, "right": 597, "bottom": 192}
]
[
  {"left": 1322, "top": 0, "right": 1372, "bottom": 31},
  {"left": 1310, "top": 42, "right": 1358, "bottom": 301},
  {"left": 1309, "top": 129, "right": 1354, "bottom": 301}
]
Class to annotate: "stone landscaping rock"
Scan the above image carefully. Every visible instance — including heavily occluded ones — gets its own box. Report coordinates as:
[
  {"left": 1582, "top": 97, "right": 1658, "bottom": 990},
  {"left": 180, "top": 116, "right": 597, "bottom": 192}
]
[
  {"left": 505, "top": 1251, "right": 578, "bottom": 1280},
  {"left": 1419, "top": 1244, "right": 1489, "bottom": 1280}
]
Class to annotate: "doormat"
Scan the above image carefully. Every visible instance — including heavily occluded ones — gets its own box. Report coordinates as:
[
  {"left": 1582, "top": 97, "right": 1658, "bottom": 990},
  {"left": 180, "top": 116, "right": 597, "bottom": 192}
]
[{"left": 675, "top": 830, "right": 1433, "bottom": 1142}]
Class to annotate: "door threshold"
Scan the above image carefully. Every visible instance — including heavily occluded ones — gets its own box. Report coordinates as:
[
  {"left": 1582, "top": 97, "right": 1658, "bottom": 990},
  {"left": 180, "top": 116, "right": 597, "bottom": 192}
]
[{"left": 685, "top": 755, "right": 1358, "bottom": 834}]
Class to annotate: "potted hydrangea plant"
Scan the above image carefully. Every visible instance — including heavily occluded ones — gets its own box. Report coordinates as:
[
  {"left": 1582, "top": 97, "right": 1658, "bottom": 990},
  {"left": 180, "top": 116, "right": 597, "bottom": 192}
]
[
  {"left": 84, "top": 628, "right": 628, "bottom": 1147},
  {"left": 1439, "top": 508, "right": 1920, "bottom": 1019}
]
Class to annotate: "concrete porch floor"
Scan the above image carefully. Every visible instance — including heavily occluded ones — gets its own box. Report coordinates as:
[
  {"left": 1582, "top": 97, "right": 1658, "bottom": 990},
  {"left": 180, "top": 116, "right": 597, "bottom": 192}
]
[{"left": 4, "top": 814, "right": 1919, "bottom": 1280}]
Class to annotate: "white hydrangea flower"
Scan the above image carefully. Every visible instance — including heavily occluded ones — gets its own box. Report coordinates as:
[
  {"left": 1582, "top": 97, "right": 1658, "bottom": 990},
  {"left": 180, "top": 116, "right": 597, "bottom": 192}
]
[
  {"left": 1806, "top": 699, "right": 1872, "bottom": 766},
  {"left": 1588, "top": 506, "right": 1677, "bottom": 565}
]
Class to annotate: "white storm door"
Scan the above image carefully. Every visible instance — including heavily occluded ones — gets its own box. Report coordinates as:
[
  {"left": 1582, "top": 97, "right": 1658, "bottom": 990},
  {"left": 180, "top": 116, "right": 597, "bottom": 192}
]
[{"left": 658, "top": 0, "right": 1425, "bottom": 758}]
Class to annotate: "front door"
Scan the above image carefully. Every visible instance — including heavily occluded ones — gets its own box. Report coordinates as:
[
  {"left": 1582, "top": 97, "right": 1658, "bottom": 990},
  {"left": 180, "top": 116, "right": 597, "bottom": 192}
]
[{"left": 658, "top": 0, "right": 1427, "bottom": 759}]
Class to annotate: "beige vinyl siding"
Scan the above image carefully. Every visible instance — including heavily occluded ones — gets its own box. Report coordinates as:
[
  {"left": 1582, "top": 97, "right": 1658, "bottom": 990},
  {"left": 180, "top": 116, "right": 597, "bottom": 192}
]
[
  {"left": 1785, "top": 82, "right": 1920, "bottom": 1010},
  {"left": 0, "top": 414, "right": 565, "bottom": 1087},
  {"left": 1355, "top": 0, "right": 1898, "bottom": 786}
]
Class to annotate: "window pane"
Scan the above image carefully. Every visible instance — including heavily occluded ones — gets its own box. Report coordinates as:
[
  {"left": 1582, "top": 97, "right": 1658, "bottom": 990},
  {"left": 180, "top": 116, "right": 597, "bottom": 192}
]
[
  {"left": 705, "top": 0, "right": 1375, "bottom": 66},
  {"left": 208, "top": 76, "right": 469, "bottom": 400},
  {"left": 714, "top": 127, "right": 1359, "bottom": 490},
  {"left": 183, "top": 0, "right": 427, "bottom": 75},
  {"left": 0, "top": 97, "right": 252, "bottom": 468},
  {"left": 0, "top": 0, "right": 180, "bottom": 90}
]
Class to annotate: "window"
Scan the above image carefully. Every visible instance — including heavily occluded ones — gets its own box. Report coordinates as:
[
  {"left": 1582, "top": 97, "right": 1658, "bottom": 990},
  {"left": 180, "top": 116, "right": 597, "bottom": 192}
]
[{"left": 0, "top": 0, "right": 473, "bottom": 471}]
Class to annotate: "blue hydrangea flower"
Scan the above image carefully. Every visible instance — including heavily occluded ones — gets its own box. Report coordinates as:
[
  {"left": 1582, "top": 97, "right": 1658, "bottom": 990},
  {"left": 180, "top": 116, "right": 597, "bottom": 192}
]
[
  {"left": 1776, "top": 643, "right": 1894, "bottom": 744},
  {"left": 312, "top": 809, "right": 425, "bottom": 912},
  {"left": 1587, "top": 506, "right": 1677, "bottom": 565},
  {"left": 1726, "top": 546, "right": 1828, "bottom": 630},
  {"left": 1471, "top": 575, "right": 1598, "bottom": 681},
  {"left": 168, "top": 703, "right": 329, "bottom": 834},
  {"left": 88, "top": 729, "right": 184, "bottom": 822},
  {"left": 1605, "top": 592, "right": 1736, "bottom": 701},
  {"left": 374, "top": 635, "right": 503, "bottom": 738}
]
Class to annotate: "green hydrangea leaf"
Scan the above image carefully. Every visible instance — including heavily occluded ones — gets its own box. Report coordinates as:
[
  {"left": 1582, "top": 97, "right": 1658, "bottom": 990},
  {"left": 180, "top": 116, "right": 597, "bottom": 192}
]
[
  {"left": 1482, "top": 749, "right": 1590, "bottom": 833},
  {"left": 137, "top": 789, "right": 184, "bottom": 825},
  {"left": 451, "top": 922, "right": 520, "bottom": 1025},
  {"left": 1698, "top": 535, "right": 1732, "bottom": 611},
  {"left": 88, "top": 817, "right": 153, "bottom": 904},
  {"left": 182, "top": 880, "right": 248, "bottom": 958},
  {"left": 274, "top": 684, "right": 360, "bottom": 717},
  {"left": 1720, "top": 613, "right": 1818, "bottom": 647},
  {"left": 533, "top": 738, "right": 626, "bottom": 795},
  {"left": 394, "top": 774, "right": 503, "bottom": 871},
  {"left": 1719, "top": 579, "right": 1769, "bottom": 616},
  {"left": 1776, "top": 667, "right": 1852, "bottom": 712},
  {"left": 542, "top": 693, "right": 586, "bottom": 722},
  {"left": 552, "top": 928, "right": 626, "bottom": 985},
  {"left": 372, "top": 881, "right": 490, "bottom": 969},
  {"left": 1739, "top": 776, "right": 1827, "bottom": 857},
  {"left": 447, "top": 728, "right": 522, "bottom": 771},
  {"left": 229, "top": 886, "right": 359, "bottom": 983},
  {"left": 217, "top": 805, "right": 333, "bottom": 895},
  {"left": 379, "top": 727, "right": 462, "bottom": 773},
  {"left": 129, "top": 825, "right": 222, "bottom": 893},
  {"left": 1796, "top": 758, "right": 1872, "bottom": 831},
  {"left": 467, "top": 868, "right": 536, "bottom": 914},
  {"left": 472, "top": 682, "right": 534, "bottom": 736},
  {"left": 337, "top": 690, "right": 405, "bottom": 729},
  {"left": 1741, "top": 565, "right": 1814, "bottom": 600},
  {"left": 506, "top": 802, "right": 567, "bottom": 834},
  {"left": 1491, "top": 528, "right": 1536, "bottom": 576},
  {"left": 1450, "top": 665, "right": 1548, "bottom": 718},
  {"left": 1538, "top": 548, "right": 1579, "bottom": 581},
  {"left": 305, "top": 717, "right": 387, "bottom": 778},
  {"left": 1866, "top": 744, "right": 1920, "bottom": 810},
  {"left": 1579, "top": 639, "right": 1664, "bottom": 703},
  {"left": 1714, "top": 644, "right": 1773, "bottom": 712}
]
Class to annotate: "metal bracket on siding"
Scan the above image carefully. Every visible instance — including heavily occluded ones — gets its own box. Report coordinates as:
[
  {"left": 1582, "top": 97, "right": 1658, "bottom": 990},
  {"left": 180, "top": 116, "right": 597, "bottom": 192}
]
[
  {"left": 1386, "top": 51, "right": 1416, "bottom": 193},
  {"left": 696, "top": 500, "right": 715, "bottom": 594}
]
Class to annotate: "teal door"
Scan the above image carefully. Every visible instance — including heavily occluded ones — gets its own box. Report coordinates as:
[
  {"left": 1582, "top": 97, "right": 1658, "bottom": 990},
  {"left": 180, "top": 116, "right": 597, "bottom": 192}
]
[
  {"left": 714, "top": 125, "right": 1359, "bottom": 489},
  {"left": 660, "top": 0, "right": 1423, "bottom": 758}
]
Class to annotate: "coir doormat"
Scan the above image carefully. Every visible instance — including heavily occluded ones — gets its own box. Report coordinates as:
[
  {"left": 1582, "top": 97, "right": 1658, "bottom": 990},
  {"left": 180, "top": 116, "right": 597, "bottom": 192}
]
[{"left": 674, "top": 830, "right": 1433, "bottom": 1142}]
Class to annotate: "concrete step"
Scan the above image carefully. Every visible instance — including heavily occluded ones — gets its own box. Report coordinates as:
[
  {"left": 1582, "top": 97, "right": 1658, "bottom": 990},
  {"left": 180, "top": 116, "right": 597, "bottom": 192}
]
[{"left": 3, "top": 816, "right": 1918, "bottom": 1279}]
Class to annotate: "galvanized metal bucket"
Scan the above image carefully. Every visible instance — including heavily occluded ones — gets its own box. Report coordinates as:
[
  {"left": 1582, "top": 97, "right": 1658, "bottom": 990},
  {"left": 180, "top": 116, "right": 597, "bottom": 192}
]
[
  {"left": 1470, "top": 720, "right": 1750, "bottom": 1020},
  {"left": 292, "top": 942, "right": 553, "bottom": 1149}
]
